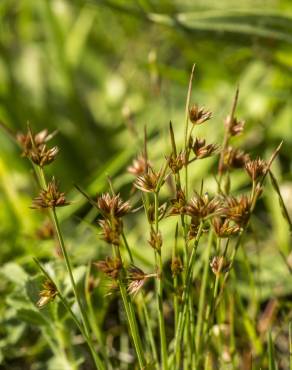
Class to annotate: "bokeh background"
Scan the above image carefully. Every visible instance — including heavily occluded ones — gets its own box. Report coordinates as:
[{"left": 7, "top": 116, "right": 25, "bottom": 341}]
[{"left": 1, "top": 0, "right": 292, "bottom": 369}]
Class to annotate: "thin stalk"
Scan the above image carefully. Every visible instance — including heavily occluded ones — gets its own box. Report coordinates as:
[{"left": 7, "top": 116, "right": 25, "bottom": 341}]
[
  {"left": 195, "top": 229, "right": 213, "bottom": 356},
  {"left": 154, "top": 192, "right": 168, "bottom": 370},
  {"left": 33, "top": 167, "right": 104, "bottom": 370}
]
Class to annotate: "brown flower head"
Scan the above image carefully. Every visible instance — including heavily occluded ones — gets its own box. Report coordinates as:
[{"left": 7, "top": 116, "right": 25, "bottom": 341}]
[
  {"left": 245, "top": 158, "right": 267, "bottom": 182},
  {"left": 191, "top": 138, "right": 219, "bottom": 159},
  {"left": 189, "top": 104, "right": 212, "bottom": 125},
  {"left": 148, "top": 229, "right": 163, "bottom": 251},
  {"left": 225, "top": 115, "right": 245, "bottom": 136},
  {"left": 31, "top": 178, "right": 69, "bottom": 209},
  {"left": 168, "top": 189, "right": 187, "bottom": 216},
  {"left": 186, "top": 193, "right": 222, "bottom": 220},
  {"left": 171, "top": 256, "right": 183, "bottom": 276},
  {"left": 210, "top": 256, "right": 231, "bottom": 275},
  {"left": 37, "top": 279, "right": 57, "bottom": 308},
  {"left": 167, "top": 151, "right": 186, "bottom": 174},
  {"left": 223, "top": 147, "right": 250, "bottom": 171},
  {"left": 212, "top": 217, "right": 241, "bottom": 238},
  {"left": 188, "top": 217, "right": 201, "bottom": 240},
  {"left": 134, "top": 168, "right": 162, "bottom": 193},
  {"left": 98, "top": 218, "right": 122, "bottom": 246},
  {"left": 97, "top": 193, "right": 131, "bottom": 219},
  {"left": 222, "top": 195, "right": 251, "bottom": 227},
  {"left": 127, "top": 265, "right": 156, "bottom": 296},
  {"left": 94, "top": 257, "right": 122, "bottom": 280},
  {"left": 17, "top": 128, "right": 58, "bottom": 167},
  {"left": 127, "top": 155, "right": 149, "bottom": 176}
]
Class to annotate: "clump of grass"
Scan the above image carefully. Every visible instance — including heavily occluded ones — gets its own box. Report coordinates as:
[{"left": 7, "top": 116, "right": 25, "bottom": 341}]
[{"left": 1, "top": 66, "right": 289, "bottom": 369}]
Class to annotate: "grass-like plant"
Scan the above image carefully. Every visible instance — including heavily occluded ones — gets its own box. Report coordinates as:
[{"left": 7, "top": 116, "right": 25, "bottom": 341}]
[{"left": 1, "top": 65, "right": 291, "bottom": 370}]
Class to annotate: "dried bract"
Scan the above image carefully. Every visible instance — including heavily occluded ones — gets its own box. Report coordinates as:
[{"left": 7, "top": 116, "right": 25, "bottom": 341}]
[
  {"left": 32, "top": 178, "right": 69, "bottom": 209},
  {"left": 168, "top": 189, "right": 187, "bottom": 216},
  {"left": 189, "top": 104, "right": 212, "bottom": 125},
  {"left": 127, "top": 265, "right": 155, "bottom": 296},
  {"left": 37, "top": 280, "right": 57, "bottom": 308},
  {"left": 97, "top": 193, "right": 131, "bottom": 219},
  {"left": 167, "top": 151, "right": 186, "bottom": 174},
  {"left": 245, "top": 159, "right": 267, "bottom": 181},
  {"left": 94, "top": 257, "right": 122, "bottom": 280},
  {"left": 191, "top": 138, "right": 219, "bottom": 159}
]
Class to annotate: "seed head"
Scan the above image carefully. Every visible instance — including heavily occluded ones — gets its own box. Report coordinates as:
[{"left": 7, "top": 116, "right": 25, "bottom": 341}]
[
  {"left": 134, "top": 168, "right": 162, "bottom": 193},
  {"left": 98, "top": 218, "right": 122, "bottom": 246},
  {"left": 225, "top": 115, "right": 245, "bottom": 136},
  {"left": 94, "top": 257, "right": 122, "bottom": 280},
  {"left": 186, "top": 193, "right": 222, "bottom": 220},
  {"left": 212, "top": 217, "right": 241, "bottom": 238},
  {"left": 210, "top": 256, "right": 231, "bottom": 275},
  {"left": 188, "top": 217, "right": 201, "bottom": 240},
  {"left": 97, "top": 193, "right": 131, "bottom": 219},
  {"left": 31, "top": 178, "right": 69, "bottom": 209},
  {"left": 168, "top": 189, "right": 187, "bottom": 216},
  {"left": 167, "top": 151, "right": 186, "bottom": 174},
  {"left": 191, "top": 138, "right": 219, "bottom": 159},
  {"left": 37, "top": 279, "right": 57, "bottom": 308},
  {"left": 171, "top": 256, "right": 183, "bottom": 276},
  {"left": 223, "top": 147, "right": 250, "bottom": 171},
  {"left": 127, "top": 155, "right": 149, "bottom": 176},
  {"left": 245, "top": 158, "right": 267, "bottom": 181},
  {"left": 222, "top": 195, "right": 251, "bottom": 227},
  {"left": 148, "top": 229, "right": 163, "bottom": 251},
  {"left": 189, "top": 104, "right": 212, "bottom": 125},
  {"left": 127, "top": 265, "right": 156, "bottom": 296},
  {"left": 17, "top": 128, "right": 58, "bottom": 167}
]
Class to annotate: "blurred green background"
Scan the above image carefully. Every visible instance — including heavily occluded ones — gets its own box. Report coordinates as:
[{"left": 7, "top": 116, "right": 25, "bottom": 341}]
[{"left": 1, "top": 0, "right": 292, "bottom": 368}]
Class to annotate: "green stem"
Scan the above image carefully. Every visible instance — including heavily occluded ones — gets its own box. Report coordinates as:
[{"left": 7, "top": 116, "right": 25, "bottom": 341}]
[{"left": 154, "top": 192, "right": 168, "bottom": 370}]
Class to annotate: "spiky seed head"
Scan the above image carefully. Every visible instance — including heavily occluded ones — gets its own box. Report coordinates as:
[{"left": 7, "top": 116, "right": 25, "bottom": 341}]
[
  {"left": 171, "top": 256, "right": 183, "bottom": 276},
  {"left": 186, "top": 192, "right": 222, "bottom": 220},
  {"left": 210, "top": 256, "right": 231, "bottom": 275},
  {"left": 223, "top": 147, "right": 250, "bottom": 171},
  {"left": 127, "top": 155, "right": 149, "bottom": 176},
  {"left": 212, "top": 217, "right": 241, "bottom": 238},
  {"left": 97, "top": 193, "right": 131, "bottom": 219},
  {"left": 31, "top": 178, "right": 69, "bottom": 209},
  {"left": 224, "top": 115, "right": 245, "bottom": 136},
  {"left": 148, "top": 229, "right": 163, "bottom": 251},
  {"left": 189, "top": 105, "right": 212, "bottom": 125},
  {"left": 167, "top": 151, "right": 186, "bottom": 174},
  {"left": 98, "top": 218, "right": 122, "bottom": 246},
  {"left": 94, "top": 257, "right": 122, "bottom": 280},
  {"left": 168, "top": 189, "right": 187, "bottom": 216},
  {"left": 245, "top": 158, "right": 267, "bottom": 181},
  {"left": 222, "top": 195, "right": 251, "bottom": 227},
  {"left": 37, "top": 280, "right": 57, "bottom": 308},
  {"left": 134, "top": 168, "right": 162, "bottom": 193},
  {"left": 191, "top": 138, "right": 219, "bottom": 159}
]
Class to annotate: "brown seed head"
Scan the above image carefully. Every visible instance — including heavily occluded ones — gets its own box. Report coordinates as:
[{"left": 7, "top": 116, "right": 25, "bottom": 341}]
[
  {"left": 210, "top": 256, "right": 231, "bottom": 275},
  {"left": 31, "top": 178, "right": 69, "bottom": 209},
  {"left": 167, "top": 151, "right": 186, "bottom": 174},
  {"left": 188, "top": 217, "right": 201, "bottom": 240},
  {"left": 97, "top": 193, "right": 131, "bottom": 219},
  {"left": 168, "top": 189, "right": 187, "bottom": 216},
  {"left": 186, "top": 193, "right": 222, "bottom": 220},
  {"left": 191, "top": 138, "right": 219, "bottom": 159},
  {"left": 171, "top": 256, "right": 183, "bottom": 276},
  {"left": 223, "top": 147, "right": 250, "bottom": 171},
  {"left": 127, "top": 155, "right": 149, "bottom": 176},
  {"left": 189, "top": 104, "right": 212, "bottom": 125},
  {"left": 134, "top": 168, "right": 162, "bottom": 193},
  {"left": 212, "top": 217, "right": 241, "bottom": 238},
  {"left": 148, "top": 229, "right": 163, "bottom": 251},
  {"left": 225, "top": 115, "right": 245, "bottom": 136},
  {"left": 245, "top": 158, "right": 267, "bottom": 181},
  {"left": 127, "top": 265, "right": 152, "bottom": 296},
  {"left": 94, "top": 257, "right": 122, "bottom": 280},
  {"left": 222, "top": 195, "right": 251, "bottom": 227},
  {"left": 98, "top": 218, "right": 122, "bottom": 246},
  {"left": 37, "top": 279, "right": 57, "bottom": 308},
  {"left": 17, "top": 128, "right": 58, "bottom": 167}
]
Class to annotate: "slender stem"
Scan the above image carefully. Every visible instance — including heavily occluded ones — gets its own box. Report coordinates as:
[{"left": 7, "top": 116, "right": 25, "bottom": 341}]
[
  {"left": 195, "top": 229, "right": 213, "bottom": 356},
  {"left": 154, "top": 192, "right": 168, "bottom": 370}
]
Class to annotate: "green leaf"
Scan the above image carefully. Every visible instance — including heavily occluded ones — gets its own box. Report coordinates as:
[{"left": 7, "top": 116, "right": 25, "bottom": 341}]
[
  {"left": 0, "top": 262, "right": 28, "bottom": 286},
  {"left": 16, "top": 308, "right": 49, "bottom": 327}
]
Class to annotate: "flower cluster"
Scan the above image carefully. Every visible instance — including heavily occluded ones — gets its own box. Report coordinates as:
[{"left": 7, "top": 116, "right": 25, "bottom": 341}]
[{"left": 32, "top": 178, "right": 69, "bottom": 209}]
